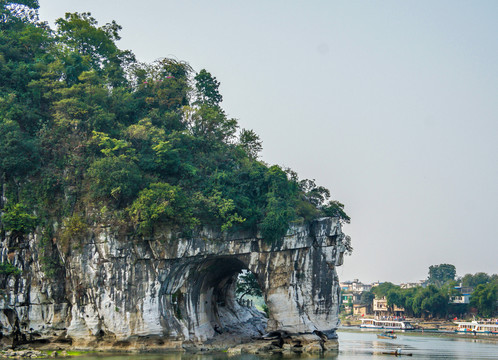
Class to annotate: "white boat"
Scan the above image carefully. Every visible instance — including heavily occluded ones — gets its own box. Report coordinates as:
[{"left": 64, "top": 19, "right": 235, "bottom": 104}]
[
  {"left": 455, "top": 321, "right": 498, "bottom": 334},
  {"left": 360, "top": 318, "right": 414, "bottom": 330}
]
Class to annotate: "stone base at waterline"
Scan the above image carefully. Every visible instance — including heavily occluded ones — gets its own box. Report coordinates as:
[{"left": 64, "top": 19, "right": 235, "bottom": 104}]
[
  {"left": 225, "top": 339, "right": 339, "bottom": 355},
  {"left": 1, "top": 335, "right": 338, "bottom": 356}
]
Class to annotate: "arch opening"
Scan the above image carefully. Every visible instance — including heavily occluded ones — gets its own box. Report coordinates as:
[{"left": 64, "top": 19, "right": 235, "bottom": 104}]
[
  {"left": 159, "top": 256, "right": 268, "bottom": 342},
  {"left": 192, "top": 257, "right": 267, "bottom": 342}
]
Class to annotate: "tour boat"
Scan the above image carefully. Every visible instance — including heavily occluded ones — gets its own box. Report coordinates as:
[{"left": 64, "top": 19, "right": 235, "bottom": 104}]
[
  {"left": 455, "top": 321, "right": 498, "bottom": 334},
  {"left": 361, "top": 318, "right": 415, "bottom": 330}
]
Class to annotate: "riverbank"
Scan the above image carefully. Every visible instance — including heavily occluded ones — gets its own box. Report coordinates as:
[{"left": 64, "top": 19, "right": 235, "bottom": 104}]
[
  {"left": 0, "top": 331, "right": 337, "bottom": 357},
  {"left": 2, "top": 329, "right": 497, "bottom": 359},
  {"left": 0, "top": 349, "right": 81, "bottom": 358},
  {"left": 340, "top": 316, "right": 459, "bottom": 330},
  {"left": 339, "top": 325, "right": 498, "bottom": 342}
]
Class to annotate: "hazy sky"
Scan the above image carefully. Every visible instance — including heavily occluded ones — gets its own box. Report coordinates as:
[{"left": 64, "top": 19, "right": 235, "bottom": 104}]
[{"left": 38, "top": 1, "right": 498, "bottom": 284}]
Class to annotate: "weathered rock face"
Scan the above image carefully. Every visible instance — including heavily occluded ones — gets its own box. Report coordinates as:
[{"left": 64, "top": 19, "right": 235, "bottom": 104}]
[{"left": 0, "top": 217, "right": 346, "bottom": 349}]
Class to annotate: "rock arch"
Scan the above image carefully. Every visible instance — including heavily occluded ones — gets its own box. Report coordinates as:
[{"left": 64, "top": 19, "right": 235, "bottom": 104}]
[
  {"left": 158, "top": 256, "right": 262, "bottom": 341},
  {"left": 156, "top": 217, "right": 346, "bottom": 343},
  {"left": 0, "top": 217, "right": 347, "bottom": 349}
]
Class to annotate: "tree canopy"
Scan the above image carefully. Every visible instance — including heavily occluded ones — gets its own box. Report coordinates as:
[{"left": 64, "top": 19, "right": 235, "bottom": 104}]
[
  {"left": 0, "top": 4, "right": 350, "bottom": 254},
  {"left": 470, "top": 283, "right": 498, "bottom": 318},
  {"left": 461, "top": 272, "right": 491, "bottom": 288},
  {"left": 427, "top": 264, "right": 456, "bottom": 287}
]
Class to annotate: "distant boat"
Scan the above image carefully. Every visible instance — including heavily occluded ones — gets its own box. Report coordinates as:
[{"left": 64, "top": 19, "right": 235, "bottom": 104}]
[
  {"left": 361, "top": 318, "right": 415, "bottom": 330},
  {"left": 455, "top": 321, "right": 498, "bottom": 334},
  {"left": 377, "top": 331, "right": 397, "bottom": 339},
  {"left": 382, "top": 350, "right": 412, "bottom": 356}
]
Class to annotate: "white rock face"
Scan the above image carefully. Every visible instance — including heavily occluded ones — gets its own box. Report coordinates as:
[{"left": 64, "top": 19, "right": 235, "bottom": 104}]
[{"left": 0, "top": 217, "right": 346, "bottom": 347}]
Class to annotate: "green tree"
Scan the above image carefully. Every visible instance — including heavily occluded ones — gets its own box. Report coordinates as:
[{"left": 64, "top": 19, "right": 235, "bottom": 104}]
[
  {"left": 491, "top": 274, "right": 498, "bottom": 285},
  {"left": 428, "top": 264, "right": 456, "bottom": 287},
  {"left": 260, "top": 166, "right": 297, "bottom": 243},
  {"left": 91, "top": 130, "right": 134, "bottom": 157},
  {"left": 461, "top": 272, "right": 490, "bottom": 288},
  {"left": 185, "top": 104, "right": 238, "bottom": 143},
  {"left": 1, "top": 202, "right": 37, "bottom": 235},
  {"left": 0, "top": 1, "right": 39, "bottom": 24},
  {"left": 0, "top": 1, "right": 53, "bottom": 135},
  {"left": 371, "top": 282, "right": 397, "bottom": 298},
  {"left": 299, "top": 179, "right": 330, "bottom": 207},
  {"left": 213, "top": 158, "right": 268, "bottom": 230},
  {"left": 0, "top": 261, "right": 21, "bottom": 276},
  {"left": 0, "top": 120, "right": 39, "bottom": 179},
  {"left": 191, "top": 190, "right": 245, "bottom": 232},
  {"left": 130, "top": 59, "right": 191, "bottom": 131},
  {"left": 360, "top": 290, "right": 375, "bottom": 306},
  {"left": 420, "top": 286, "right": 449, "bottom": 318},
  {"left": 86, "top": 155, "right": 142, "bottom": 206},
  {"left": 470, "top": 283, "right": 498, "bottom": 318},
  {"left": 386, "top": 288, "right": 405, "bottom": 310},
  {"left": 392, "top": 285, "right": 450, "bottom": 318},
  {"left": 236, "top": 271, "right": 262, "bottom": 300},
  {"left": 54, "top": 12, "right": 134, "bottom": 86},
  {"left": 321, "top": 200, "right": 351, "bottom": 223},
  {"left": 239, "top": 128, "right": 262, "bottom": 159},
  {"left": 194, "top": 69, "right": 222, "bottom": 106},
  {"left": 52, "top": 72, "right": 117, "bottom": 134},
  {"left": 129, "top": 182, "right": 198, "bottom": 235}
]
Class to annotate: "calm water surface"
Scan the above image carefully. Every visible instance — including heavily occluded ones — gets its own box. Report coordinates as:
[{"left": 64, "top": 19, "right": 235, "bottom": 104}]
[{"left": 70, "top": 329, "right": 497, "bottom": 360}]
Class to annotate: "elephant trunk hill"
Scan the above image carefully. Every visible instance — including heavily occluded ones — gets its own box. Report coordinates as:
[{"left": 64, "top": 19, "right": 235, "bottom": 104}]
[{"left": 0, "top": 2, "right": 350, "bottom": 353}]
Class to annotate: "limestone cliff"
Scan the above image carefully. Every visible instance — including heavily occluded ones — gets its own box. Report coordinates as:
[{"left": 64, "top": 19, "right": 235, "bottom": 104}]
[{"left": 0, "top": 217, "right": 346, "bottom": 350}]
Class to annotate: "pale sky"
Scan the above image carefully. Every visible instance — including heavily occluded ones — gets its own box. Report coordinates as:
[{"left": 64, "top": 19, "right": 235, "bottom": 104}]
[{"left": 38, "top": 1, "right": 498, "bottom": 284}]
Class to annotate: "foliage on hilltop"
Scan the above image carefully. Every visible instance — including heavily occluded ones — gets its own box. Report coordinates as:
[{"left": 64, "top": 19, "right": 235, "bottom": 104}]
[{"left": 0, "top": 1, "right": 350, "bottom": 257}]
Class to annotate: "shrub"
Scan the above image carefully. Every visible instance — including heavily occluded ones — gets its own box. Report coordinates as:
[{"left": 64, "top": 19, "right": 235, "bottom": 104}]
[
  {"left": 129, "top": 182, "right": 199, "bottom": 235},
  {"left": 60, "top": 214, "right": 88, "bottom": 252},
  {"left": 86, "top": 155, "right": 142, "bottom": 206},
  {"left": 1, "top": 203, "right": 37, "bottom": 234},
  {"left": 0, "top": 261, "right": 21, "bottom": 276}
]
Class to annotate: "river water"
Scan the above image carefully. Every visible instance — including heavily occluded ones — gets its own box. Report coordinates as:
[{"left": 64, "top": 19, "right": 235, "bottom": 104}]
[{"left": 66, "top": 329, "right": 497, "bottom": 360}]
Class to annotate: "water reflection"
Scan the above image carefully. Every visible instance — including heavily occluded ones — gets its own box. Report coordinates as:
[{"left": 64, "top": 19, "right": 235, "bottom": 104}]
[
  {"left": 70, "top": 330, "right": 498, "bottom": 360},
  {"left": 338, "top": 329, "right": 498, "bottom": 359}
]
